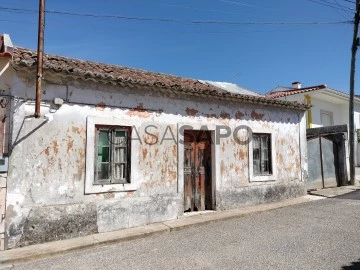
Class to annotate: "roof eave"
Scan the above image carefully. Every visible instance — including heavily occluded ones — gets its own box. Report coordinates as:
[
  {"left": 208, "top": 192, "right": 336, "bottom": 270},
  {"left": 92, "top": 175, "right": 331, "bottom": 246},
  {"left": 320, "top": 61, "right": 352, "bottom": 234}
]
[{"left": 11, "top": 52, "right": 309, "bottom": 111}]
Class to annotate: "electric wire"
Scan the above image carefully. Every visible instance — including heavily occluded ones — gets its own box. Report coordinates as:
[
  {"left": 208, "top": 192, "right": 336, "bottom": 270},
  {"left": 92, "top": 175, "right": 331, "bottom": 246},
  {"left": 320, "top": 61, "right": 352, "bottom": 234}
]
[
  {"left": 0, "top": 6, "right": 352, "bottom": 26},
  {"left": 308, "top": 0, "right": 354, "bottom": 13}
]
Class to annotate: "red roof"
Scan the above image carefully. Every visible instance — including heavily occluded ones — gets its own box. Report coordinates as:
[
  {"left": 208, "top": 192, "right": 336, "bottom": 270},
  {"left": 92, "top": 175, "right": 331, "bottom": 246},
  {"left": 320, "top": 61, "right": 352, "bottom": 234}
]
[
  {"left": 5, "top": 46, "right": 310, "bottom": 110},
  {"left": 266, "top": 85, "right": 327, "bottom": 99}
]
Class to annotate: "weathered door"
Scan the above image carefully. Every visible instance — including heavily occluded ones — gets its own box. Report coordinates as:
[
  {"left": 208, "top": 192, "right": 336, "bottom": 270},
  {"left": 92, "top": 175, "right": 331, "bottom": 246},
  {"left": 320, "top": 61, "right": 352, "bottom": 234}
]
[
  {"left": 321, "top": 137, "right": 337, "bottom": 188},
  {"left": 307, "top": 137, "right": 323, "bottom": 190},
  {"left": 184, "top": 130, "right": 212, "bottom": 212},
  {"left": 307, "top": 136, "right": 338, "bottom": 190}
]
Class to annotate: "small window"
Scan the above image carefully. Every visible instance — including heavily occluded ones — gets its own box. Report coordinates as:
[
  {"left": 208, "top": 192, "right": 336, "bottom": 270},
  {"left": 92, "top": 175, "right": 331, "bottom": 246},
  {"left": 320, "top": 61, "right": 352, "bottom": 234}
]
[
  {"left": 320, "top": 110, "right": 333, "bottom": 126},
  {"left": 253, "top": 134, "right": 272, "bottom": 175},
  {"left": 95, "top": 125, "right": 131, "bottom": 185}
]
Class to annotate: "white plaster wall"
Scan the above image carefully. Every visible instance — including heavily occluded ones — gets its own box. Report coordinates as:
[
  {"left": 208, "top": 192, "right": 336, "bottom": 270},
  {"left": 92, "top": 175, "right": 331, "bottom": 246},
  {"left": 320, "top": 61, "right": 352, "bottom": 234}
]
[
  {"left": 4, "top": 70, "right": 307, "bottom": 249},
  {"left": 279, "top": 94, "right": 354, "bottom": 127},
  {"left": 279, "top": 92, "right": 360, "bottom": 167},
  {"left": 310, "top": 97, "right": 342, "bottom": 127}
]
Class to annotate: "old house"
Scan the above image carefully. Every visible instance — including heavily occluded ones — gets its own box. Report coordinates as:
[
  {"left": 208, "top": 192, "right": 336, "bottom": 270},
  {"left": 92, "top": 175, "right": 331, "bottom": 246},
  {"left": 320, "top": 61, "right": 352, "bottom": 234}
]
[{"left": 0, "top": 34, "right": 309, "bottom": 251}]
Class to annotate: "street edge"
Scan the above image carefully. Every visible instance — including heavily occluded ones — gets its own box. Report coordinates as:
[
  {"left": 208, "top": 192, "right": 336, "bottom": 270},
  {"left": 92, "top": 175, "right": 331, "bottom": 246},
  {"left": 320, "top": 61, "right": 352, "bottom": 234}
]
[{"left": 0, "top": 195, "right": 321, "bottom": 266}]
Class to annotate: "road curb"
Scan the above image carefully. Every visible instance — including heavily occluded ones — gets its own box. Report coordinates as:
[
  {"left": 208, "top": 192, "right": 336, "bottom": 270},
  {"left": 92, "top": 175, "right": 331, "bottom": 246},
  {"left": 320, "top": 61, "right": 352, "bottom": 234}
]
[
  {"left": 0, "top": 195, "right": 320, "bottom": 266},
  {"left": 0, "top": 223, "right": 170, "bottom": 266},
  {"left": 163, "top": 195, "right": 319, "bottom": 231}
]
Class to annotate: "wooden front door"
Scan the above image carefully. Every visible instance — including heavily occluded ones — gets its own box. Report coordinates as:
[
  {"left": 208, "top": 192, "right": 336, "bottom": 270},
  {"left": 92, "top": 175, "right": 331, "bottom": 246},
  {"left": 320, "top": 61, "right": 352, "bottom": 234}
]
[{"left": 184, "top": 130, "right": 212, "bottom": 212}]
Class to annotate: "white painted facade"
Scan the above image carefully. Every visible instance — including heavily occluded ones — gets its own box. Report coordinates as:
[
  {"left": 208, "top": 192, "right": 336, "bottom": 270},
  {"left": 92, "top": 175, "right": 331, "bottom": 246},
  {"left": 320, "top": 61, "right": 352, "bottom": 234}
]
[
  {"left": 276, "top": 88, "right": 360, "bottom": 166},
  {"left": 0, "top": 49, "right": 308, "bottom": 250}
]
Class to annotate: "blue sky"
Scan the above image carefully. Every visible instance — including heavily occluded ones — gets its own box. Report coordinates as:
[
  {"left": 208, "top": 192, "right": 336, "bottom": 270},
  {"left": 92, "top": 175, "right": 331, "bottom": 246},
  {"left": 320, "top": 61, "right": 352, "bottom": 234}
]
[{"left": 0, "top": 0, "right": 356, "bottom": 94}]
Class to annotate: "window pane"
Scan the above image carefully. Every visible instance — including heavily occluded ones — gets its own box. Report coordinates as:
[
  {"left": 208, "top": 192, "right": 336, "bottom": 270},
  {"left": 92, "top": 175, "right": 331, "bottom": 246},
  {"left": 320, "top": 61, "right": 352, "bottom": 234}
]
[
  {"left": 321, "top": 112, "right": 333, "bottom": 126},
  {"left": 253, "top": 160, "right": 261, "bottom": 174},
  {"left": 261, "top": 147, "right": 268, "bottom": 161},
  {"left": 98, "top": 146, "right": 110, "bottom": 162},
  {"left": 98, "top": 130, "right": 110, "bottom": 162},
  {"left": 261, "top": 136, "right": 268, "bottom": 149},
  {"left": 113, "top": 164, "right": 126, "bottom": 180},
  {"left": 253, "top": 136, "right": 260, "bottom": 148},
  {"left": 115, "top": 130, "right": 126, "bottom": 138},
  {"left": 97, "top": 163, "right": 109, "bottom": 180},
  {"left": 98, "top": 130, "right": 109, "bottom": 146},
  {"left": 114, "top": 130, "right": 127, "bottom": 146},
  {"left": 262, "top": 160, "right": 269, "bottom": 173},
  {"left": 114, "top": 147, "right": 126, "bottom": 163},
  {"left": 114, "top": 137, "right": 127, "bottom": 146},
  {"left": 253, "top": 148, "right": 260, "bottom": 160}
]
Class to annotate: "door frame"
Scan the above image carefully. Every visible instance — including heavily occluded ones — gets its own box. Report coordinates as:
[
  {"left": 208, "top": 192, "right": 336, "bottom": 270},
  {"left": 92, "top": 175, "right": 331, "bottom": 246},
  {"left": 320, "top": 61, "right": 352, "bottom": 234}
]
[
  {"left": 177, "top": 124, "right": 219, "bottom": 213},
  {"left": 306, "top": 125, "right": 349, "bottom": 190}
]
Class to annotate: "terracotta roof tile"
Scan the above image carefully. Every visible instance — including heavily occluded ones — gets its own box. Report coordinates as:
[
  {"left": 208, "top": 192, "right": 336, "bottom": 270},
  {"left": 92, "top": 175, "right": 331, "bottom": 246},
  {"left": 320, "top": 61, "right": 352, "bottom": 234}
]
[
  {"left": 266, "top": 85, "right": 327, "bottom": 99},
  {"left": 9, "top": 46, "right": 309, "bottom": 110}
]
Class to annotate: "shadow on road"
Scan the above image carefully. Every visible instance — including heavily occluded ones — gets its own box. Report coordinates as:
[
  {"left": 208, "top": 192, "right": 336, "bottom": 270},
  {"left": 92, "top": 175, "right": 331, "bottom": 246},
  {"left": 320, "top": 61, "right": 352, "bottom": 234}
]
[
  {"left": 330, "top": 190, "right": 360, "bottom": 200},
  {"left": 342, "top": 259, "right": 360, "bottom": 269}
]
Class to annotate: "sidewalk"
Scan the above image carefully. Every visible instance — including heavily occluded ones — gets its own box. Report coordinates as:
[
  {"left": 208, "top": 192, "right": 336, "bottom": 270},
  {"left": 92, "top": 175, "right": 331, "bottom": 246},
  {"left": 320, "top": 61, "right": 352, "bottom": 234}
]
[
  {"left": 308, "top": 185, "right": 360, "bottom": 198},
  {"left": 0, "top": 195, "right": 323, "bottom": 267}
]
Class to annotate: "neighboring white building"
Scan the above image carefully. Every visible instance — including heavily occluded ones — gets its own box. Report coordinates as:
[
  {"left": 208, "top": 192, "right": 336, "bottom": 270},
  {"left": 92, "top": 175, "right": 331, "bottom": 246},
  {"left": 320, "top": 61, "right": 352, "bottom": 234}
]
[{"left": 266, "top": 82, "right": 360, "bottom": 166}]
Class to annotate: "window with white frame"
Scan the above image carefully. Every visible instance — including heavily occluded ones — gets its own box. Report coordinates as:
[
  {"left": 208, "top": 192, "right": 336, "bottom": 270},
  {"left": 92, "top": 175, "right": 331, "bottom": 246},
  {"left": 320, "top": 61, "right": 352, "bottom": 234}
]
[
  {"left": 320, "top": 110, "right": 334, "bottom": 126},
  {"left": 252, "top": 133, "right": 272, "bottom": 175},
  {"left": 95, "top": 125, "right": 131, "bottom": 185}
]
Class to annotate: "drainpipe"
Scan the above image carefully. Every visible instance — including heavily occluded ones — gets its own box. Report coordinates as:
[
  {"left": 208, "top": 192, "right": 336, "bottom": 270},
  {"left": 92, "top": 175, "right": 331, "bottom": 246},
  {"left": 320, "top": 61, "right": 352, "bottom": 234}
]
[
  {"left": 298, "top": 113, "right": 303, "bottom": 183},
  {"left": 35, "top": 0, "right": 45, "bottom": 118},
  {"left": 305, "top": 95, "right": 312, "bottom": 129}
]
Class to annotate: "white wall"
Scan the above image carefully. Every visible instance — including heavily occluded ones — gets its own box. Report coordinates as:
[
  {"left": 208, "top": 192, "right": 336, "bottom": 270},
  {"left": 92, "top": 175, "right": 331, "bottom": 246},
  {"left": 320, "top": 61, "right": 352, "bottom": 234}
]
[
  {"left": 310, "top": 97, "right": 343, "bottom": 127},
  {"left": 3, "top": 68, "right": 308, "bottom": 249},
  {"left": 279, "top": 92, "right": 360, "bottom": 166}
]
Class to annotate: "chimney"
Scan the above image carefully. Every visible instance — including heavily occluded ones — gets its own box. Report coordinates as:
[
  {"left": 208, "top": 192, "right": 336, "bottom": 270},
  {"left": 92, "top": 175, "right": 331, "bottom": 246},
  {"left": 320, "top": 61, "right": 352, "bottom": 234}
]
[
  {"left": 0, "top": 34, "right": 13, "bottom": 54},
  {"left": 292, "top": 81, "right": 302, "bottom": 89}
]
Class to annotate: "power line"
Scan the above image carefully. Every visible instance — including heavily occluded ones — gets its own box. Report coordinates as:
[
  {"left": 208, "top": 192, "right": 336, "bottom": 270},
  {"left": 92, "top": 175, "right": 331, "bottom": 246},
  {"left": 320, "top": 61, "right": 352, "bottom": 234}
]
[
  {"left": 310, "top": 0, "right": 353, "bottom": 10},
  {"left": 0, "top": 6, "right": 352, "bottom": 26},
  {"left": 332, "top": 0, "right": 353, "bottom": 18},
  {"left": 342, "top": 0, "right": 356, "bottom": 4},
  {"left": 317, "top": 0, "right": 354, "bottom": 9},
  {"left": 308, "top": 0, "right": 354, "bottom": 13},
  {"left": 47, "top": 10, "right": 350, "bottom": 25},
  {"left": 215, "top": 0, "right": 269, "bottom": 9}
]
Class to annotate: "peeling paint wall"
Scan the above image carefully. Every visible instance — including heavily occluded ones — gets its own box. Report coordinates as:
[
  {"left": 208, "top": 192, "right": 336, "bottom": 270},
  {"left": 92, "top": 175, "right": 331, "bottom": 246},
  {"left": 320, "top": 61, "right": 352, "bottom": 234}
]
[{"left": 4, "top": 69, "right": 307, "bottom": 249}]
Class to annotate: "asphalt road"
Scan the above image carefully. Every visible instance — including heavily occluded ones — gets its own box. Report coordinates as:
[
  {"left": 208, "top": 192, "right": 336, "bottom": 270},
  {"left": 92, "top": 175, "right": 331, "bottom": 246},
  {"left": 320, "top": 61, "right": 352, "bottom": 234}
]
[
  {"left": 7, "top": 197, "right": 360, "bottom": 270},
  {"left": 332, "top": 190, "right": 360, "bottom": 201}
]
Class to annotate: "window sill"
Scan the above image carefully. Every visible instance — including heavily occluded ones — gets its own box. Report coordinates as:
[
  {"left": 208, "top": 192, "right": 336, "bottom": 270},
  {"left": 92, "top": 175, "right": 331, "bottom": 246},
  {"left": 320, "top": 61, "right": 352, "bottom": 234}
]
[
  {"left": 85, "top": 182, "right": 138, "bottom": 194},
  {"left": 249, "top": 175, "right": 276, "bottom": 182}
]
